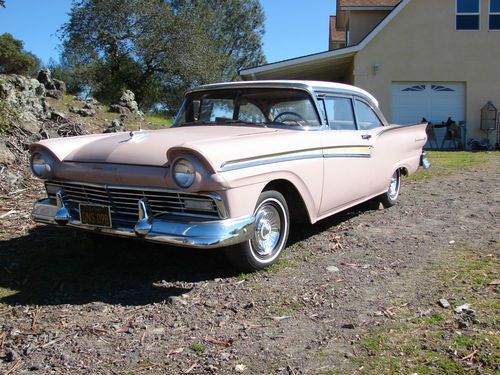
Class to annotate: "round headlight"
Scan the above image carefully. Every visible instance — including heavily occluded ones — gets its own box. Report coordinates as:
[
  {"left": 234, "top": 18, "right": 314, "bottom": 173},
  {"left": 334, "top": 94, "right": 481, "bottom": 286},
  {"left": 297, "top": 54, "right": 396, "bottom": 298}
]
[
  {"left": 31, "top": 152, "right": 52, "bottom": 178},
  {"left": 173, "top": 158, "right": 195, "bottom": 188}
]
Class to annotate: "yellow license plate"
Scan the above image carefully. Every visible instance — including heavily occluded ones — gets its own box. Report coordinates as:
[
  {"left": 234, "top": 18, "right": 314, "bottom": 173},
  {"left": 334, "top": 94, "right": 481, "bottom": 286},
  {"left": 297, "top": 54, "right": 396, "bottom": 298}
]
[{"left": 79, "top": 204, "right": 112, "bottom": 228}]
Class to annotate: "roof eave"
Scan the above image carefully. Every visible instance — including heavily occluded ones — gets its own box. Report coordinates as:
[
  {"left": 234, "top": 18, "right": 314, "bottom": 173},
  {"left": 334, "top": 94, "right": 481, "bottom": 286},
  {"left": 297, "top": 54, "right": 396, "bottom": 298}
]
[
  {"left": 239, "top": 46, "right": 359, "bottom": 78},
  {"left": 239, "top": 0, "right": 411, "bottom": 79}
]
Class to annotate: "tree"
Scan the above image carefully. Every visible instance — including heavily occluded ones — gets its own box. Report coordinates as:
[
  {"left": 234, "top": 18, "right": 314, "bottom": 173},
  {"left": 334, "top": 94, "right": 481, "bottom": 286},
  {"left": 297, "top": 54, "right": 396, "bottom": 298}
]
[
  {"left": 0, "top": 33, "right": 41, "bottom": 75},
  {"left": 0, "top": 1, "right": 5, "bottom": 8},
  {"left": 59, "top": 0, "right": 266, "bottom": 111}
]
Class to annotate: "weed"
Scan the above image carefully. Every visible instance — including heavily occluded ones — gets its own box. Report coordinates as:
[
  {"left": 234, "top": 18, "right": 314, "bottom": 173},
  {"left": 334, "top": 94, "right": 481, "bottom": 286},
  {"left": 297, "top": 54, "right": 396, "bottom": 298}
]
[{"left": 189, "top": 343, "right": 206, "bottom": 353}]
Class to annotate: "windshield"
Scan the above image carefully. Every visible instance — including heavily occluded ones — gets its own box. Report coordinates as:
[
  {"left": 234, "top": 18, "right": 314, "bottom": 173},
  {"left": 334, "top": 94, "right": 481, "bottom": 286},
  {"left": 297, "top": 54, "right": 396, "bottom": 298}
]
[{"left": 173, "top": 88, "right": 321, "bottom": 128}]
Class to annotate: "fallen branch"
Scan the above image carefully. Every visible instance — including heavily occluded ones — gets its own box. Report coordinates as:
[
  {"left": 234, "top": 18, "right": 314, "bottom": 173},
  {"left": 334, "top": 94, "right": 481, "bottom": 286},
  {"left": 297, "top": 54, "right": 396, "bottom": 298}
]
[
  {"left": 5, "top": 358, "right": 21, "bottom": 375},
  {"left": 461, "top": 349, "right": 478, "bottom": 361}
]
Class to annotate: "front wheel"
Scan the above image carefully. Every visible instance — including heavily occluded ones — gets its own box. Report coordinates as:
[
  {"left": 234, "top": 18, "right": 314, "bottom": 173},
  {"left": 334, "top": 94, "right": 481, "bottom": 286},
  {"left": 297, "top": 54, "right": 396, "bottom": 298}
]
[
  {"left": 378, "top": 169, "right": 401, "bottom": 208},
  {"left": 224, "top": 190, "right": 290, "bottom": 271}
]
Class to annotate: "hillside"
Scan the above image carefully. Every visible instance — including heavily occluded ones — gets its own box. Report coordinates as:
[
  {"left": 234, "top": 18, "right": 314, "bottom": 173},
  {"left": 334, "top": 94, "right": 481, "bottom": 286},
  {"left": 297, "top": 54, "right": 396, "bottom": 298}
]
[{"left": 0, "top": 69, "right": 170, "bottom": 194}]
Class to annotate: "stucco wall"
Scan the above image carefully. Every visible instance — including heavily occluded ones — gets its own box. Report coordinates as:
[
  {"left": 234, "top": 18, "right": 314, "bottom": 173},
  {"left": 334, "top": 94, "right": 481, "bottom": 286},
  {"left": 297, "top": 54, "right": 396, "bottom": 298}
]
[
  {"left": 349, "top": 10, "right": 390, "bottom": 45},
  {"left": 353, "top": 0, "right": 500, "bottom": 142}
]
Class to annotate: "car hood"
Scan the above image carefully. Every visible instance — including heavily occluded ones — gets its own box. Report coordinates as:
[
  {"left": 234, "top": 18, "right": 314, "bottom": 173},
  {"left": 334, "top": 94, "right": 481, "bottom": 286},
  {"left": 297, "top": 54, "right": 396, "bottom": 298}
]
[{"left": 32, "top": 126, "right": 294, "bottom": 169}]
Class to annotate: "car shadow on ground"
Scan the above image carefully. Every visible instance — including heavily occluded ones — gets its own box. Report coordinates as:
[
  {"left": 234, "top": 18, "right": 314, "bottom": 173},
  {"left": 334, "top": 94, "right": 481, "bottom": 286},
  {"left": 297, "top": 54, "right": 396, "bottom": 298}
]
[{"left": 0, "top": 201, "right": 376, "bottom": 307}]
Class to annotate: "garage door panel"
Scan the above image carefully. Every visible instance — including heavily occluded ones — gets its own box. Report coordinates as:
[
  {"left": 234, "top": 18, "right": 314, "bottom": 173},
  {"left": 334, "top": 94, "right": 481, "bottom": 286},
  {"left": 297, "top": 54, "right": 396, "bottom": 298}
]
[{"left": 392, "top": 82, "right": 465, "bottom": 125}]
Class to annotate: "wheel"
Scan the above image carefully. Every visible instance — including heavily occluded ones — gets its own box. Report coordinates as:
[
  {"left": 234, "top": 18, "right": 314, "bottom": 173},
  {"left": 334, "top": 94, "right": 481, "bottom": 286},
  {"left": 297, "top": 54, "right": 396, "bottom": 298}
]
[
  {"left": 379, "top": 170, "right": 401, "bottom": 208},
  {"left": 225, "top": 190, "right": 290, "bottom": 271}
]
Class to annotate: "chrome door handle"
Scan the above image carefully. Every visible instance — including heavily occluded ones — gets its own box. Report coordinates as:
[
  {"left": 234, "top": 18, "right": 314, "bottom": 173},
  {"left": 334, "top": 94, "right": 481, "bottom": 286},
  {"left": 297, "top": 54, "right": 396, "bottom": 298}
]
[{"left": 361, "top": 134, "right": 372, "bottom": 140}]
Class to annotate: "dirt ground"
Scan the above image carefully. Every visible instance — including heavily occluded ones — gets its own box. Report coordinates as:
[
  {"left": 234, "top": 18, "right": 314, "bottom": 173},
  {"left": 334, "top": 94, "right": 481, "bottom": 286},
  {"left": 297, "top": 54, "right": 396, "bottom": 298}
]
[{"left": 0, "top": 152, "right": 498, "bottom": 374}]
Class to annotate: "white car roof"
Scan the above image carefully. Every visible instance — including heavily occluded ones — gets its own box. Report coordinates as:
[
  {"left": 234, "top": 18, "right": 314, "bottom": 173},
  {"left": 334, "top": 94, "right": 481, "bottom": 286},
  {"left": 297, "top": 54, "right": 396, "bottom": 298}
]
[{"left": 192, "top": 80, "right": 379, "bottom": 108}]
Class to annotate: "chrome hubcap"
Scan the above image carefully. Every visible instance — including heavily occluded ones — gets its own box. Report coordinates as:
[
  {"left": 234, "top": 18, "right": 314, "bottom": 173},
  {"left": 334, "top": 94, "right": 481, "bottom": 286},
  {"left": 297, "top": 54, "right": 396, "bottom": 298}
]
[
  {"left": 251, "top": 203, "right": 282, "bottom": 257},
  {"left": 388, "top": 171, "right": 400, "bottom": 200}
]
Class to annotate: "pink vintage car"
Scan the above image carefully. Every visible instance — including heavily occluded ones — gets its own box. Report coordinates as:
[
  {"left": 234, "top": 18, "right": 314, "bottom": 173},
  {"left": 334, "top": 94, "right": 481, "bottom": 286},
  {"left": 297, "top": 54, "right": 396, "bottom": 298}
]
[{"left": 30, "top": 81, "right": 429, "bottom": 270}]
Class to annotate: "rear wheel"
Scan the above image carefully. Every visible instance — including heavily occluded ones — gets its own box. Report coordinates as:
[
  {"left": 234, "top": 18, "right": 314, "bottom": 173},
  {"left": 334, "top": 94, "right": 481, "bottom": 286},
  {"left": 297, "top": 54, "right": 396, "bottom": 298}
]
[
  {"left": 379, "top": 170, "right": 401, "bottom": 208},
  {"left": 225, "top": 190, "right": 290, "bottom": 271}
]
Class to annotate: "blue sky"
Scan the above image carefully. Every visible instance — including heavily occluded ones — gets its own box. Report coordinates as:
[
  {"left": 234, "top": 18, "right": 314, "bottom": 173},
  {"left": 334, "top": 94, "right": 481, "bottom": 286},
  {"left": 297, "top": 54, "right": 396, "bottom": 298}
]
[{"left": 0, "top": 0, "right": 336, "bottom": 66}]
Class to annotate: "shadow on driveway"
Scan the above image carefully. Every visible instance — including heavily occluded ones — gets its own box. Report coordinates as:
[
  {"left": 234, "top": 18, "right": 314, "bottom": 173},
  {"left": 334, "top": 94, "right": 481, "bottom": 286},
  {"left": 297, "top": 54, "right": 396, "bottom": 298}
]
[{"left": 0, "top": 201, "right": 374, "bottom": 306}]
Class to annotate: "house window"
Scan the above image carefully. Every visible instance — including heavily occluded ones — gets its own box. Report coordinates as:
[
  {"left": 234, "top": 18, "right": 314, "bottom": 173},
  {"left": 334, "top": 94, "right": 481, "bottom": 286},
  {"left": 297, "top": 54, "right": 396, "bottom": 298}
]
[
  {"left": 456, "top": 0, "right": 480, "bottom": 30},
  {"left": 490, "top": 0, "right": 500, "bottom": 29}
]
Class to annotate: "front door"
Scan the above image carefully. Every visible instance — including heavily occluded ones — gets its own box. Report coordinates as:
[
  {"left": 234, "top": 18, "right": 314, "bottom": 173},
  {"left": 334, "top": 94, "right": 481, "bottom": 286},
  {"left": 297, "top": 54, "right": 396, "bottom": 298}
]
[{"left": 319, "top": 96, "right": 376, "bottom": 215}]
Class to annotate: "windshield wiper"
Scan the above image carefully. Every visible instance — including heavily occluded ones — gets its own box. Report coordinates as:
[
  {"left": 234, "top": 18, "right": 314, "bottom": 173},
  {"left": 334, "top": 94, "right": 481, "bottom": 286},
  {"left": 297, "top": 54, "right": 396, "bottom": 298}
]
[
  {"left": 220, "top": 120, "right": 267, "bottom": 128},
  {"left": 175, "top": 120, "right": 212, "bottom": 127}
]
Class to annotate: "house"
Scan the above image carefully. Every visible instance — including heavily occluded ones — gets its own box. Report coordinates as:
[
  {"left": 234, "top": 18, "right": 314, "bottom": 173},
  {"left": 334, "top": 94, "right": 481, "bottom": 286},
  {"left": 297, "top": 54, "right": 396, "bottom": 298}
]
[{"left": 240, "top": 0, "right": 500, "bottom": 148}]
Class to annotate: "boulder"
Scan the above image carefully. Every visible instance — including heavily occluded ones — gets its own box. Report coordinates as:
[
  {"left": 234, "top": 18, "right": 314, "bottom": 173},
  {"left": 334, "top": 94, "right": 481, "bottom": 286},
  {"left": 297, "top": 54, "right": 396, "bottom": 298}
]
[
  {"left": 37, "top": 68, "right": 57, "bottom": 90},
  {"left": 53, "top": 79, "right": 66, "bottom": 95},
  {"left": 0, "top": 74, "right": 47, "bottom": 118},
  {"left": 104, "top": 118, "right": 126, "bottom": 133},
  {"left": 0, "top": 141, "right": 15, "bottom": 165},
  {"left": 115, "top": 89, "right": 139, "bottom": 113},
  {"left": 45, "top": 89, "right": 64, "bottom": 100},
  {"left": 50, "top": 111, "right": 67, "bottom": 121},
  {"left": 109, "top": 104, "right": 132, "bottom": 116},
  {"left": 17, "top": 112, "right": 42, "bottom": 133},
  {"left": 76, "top": 108, "right": 96, "bottom": 117}
]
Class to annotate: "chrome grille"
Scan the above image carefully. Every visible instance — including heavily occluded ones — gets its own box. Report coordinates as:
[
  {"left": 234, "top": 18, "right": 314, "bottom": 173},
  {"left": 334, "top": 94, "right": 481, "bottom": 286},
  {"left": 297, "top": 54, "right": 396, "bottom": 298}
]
[{"left": 45, "top": 180, "right": 222, "bottom": 222}]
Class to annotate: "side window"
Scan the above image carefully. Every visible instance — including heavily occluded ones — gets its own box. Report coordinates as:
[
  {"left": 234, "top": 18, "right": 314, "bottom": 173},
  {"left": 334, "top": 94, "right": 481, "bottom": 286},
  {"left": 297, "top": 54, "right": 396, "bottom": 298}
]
[
  {"left": 354, "top": 99, "right": 382, "bottom": 130},
  {"left": 456, "top": 0, "right": 480, "bottom": 30},
  {"left": 324, "top": 97, "right": 356, "bottom": 130}
]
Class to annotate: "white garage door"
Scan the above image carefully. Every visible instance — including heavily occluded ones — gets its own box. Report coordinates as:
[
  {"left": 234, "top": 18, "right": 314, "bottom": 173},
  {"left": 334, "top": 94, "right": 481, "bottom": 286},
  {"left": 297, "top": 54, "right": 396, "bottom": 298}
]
[{"left": 392, "top": 82, "right": 465, "bottom": 125}]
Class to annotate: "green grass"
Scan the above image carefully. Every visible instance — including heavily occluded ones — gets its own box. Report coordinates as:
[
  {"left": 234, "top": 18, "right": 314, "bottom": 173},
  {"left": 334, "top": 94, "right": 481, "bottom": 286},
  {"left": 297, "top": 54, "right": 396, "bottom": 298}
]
[
  {"left": 354, "top": 244, "right": 500, "bottom": 374},
  {"left": 408, "top": 151, "right": 499, "bottom": 181},
  {"left": 189, "top": 343, "right": 207, "bottom": 353},
  {"left": 143, "top": 113, "right": 172, "bottom": 129}
]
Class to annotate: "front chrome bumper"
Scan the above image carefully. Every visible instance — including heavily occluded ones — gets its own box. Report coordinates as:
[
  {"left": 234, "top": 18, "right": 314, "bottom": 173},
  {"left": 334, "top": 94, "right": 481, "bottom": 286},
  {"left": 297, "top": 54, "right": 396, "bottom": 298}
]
[{"left": 32, "top": 197, "right": 255, "bottom": 249}]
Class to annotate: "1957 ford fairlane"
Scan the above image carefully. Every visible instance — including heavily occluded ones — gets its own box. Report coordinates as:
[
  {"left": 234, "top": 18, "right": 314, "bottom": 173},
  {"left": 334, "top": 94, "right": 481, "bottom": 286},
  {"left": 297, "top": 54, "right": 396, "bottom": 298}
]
[{"left": 30, "top": 81, "right": 429, "bottom": 270}]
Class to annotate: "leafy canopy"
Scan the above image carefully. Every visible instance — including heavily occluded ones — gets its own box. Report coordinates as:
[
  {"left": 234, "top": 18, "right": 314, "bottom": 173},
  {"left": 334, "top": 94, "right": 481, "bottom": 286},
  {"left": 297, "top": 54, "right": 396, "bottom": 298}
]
[
  {"left": 0, "top": 33, "right": 41, "bottom": 75},
  {"left": 59, "top": 0, "right": 266, "bottom": 112}
]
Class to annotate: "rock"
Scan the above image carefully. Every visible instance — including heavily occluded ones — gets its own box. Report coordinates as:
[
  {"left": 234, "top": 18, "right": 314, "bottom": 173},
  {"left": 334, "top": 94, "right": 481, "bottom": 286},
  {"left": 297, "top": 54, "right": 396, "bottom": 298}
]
[
  {"left": 0, "top": 141, "right": 15, "bottom": 165},
  {"left": 0, "top": 74, "right": 46, "bottom": 118},
  {"left": 146, "top": 327, "right": 166, "bottom": 335},
  {"left": 4, "top": 348, "right": 19, "bottom": 362},
  {"left": 37, "top": 68, "right": 56, "bottom": 89},
  {"left": 438, "top": 298, "right": 450, "bottom": 309},
  {"left": 109, "top": 104, "right": 132, "bottom": 116},
  {"left": 454, "top": 303, "right": 471, "bottom": 313},
  {"left": 53, "top": 79, "right": 66, "bottom": 95},
  {"left": 220, "top": 352, "right": 230, "bottom": 361},
  {"left": 114, "top": 89, "right": 139, "bottom": 113},
  {"left": 50, "top": 111, "right": 67, "bottom": 121},
  {"left": 17, "top": 111, "right": 41, "bottom": 133},
  {"left": 167, "top": 295, "right": 187, "bottom": 306},
  {"left": 45, "top": 89, "right": 64, "bottom": 100},
  {"left": 235, "top": 364, "right": 247, "bottom": 373},
  {"left": 104, "top": 119, "right": 126, "bottom": 133},
  {"left": 76, "top": 108, "right": 96, "bottom": 117},
  {"left": 326, "top": 266, "right": 340, "bottom": 273},
  {"left": 341, "top": 323, "right": 356, "bottom": 329}
]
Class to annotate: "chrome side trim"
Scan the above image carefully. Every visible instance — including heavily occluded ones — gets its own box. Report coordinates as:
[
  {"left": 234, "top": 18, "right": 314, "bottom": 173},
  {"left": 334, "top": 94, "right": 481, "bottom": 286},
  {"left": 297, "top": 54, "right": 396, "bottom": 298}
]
[
  {"left": 32, "top": 198, "right": 255, "bottom": 249},
  {"left": 221, "top": 154, "right": 322, "bottom": 172},
  {"left": 323, "top": 153, "right": 371, "bottom": 158},
  {"left": 220, "top": 145, "right": 372, "bottom": 171}
]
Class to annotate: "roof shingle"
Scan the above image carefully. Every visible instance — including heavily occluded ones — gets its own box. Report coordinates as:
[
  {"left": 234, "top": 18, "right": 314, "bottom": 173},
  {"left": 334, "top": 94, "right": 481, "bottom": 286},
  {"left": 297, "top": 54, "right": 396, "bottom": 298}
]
[{"left": 339, "top": 0, "right": 400, "bottom": 7}]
